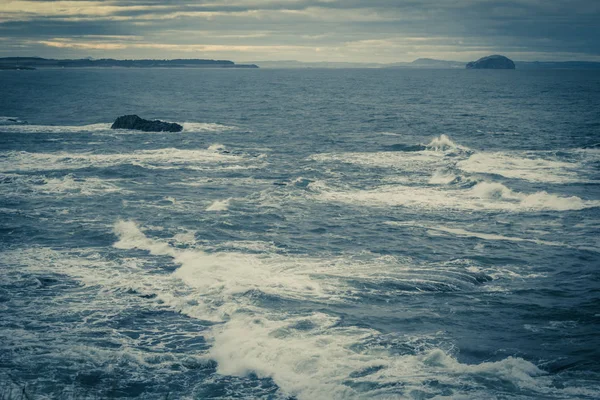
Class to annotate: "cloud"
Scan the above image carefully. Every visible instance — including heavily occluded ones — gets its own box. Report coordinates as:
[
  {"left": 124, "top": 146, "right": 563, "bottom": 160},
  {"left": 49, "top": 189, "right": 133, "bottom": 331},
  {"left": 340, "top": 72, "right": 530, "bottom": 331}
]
[{"left": 0, "top": 0, "right": 598, "bottom": 61}]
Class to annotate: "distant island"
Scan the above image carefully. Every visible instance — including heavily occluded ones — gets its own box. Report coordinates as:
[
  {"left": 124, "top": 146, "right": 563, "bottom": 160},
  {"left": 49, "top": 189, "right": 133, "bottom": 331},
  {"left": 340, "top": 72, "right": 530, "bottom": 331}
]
[
  {"left": 0, "top": 57, "right": 259, "bottom": 69},
  {"left": 466, "top": 55, "right": 516, "bottom": 69}
]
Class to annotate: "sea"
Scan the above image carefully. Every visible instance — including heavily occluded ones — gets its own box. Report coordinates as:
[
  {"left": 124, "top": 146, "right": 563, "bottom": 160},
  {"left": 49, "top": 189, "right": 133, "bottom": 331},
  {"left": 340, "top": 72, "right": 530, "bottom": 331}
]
[{"left": 1, "top": 68, "right": 599, "bottom": 399}]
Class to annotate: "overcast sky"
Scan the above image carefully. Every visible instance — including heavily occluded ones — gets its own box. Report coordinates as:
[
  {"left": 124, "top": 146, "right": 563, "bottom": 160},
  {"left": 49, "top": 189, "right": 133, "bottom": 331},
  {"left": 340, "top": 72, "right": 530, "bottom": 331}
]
[{"left": 1, "top": 0, "right": 599, "bottom": 62}]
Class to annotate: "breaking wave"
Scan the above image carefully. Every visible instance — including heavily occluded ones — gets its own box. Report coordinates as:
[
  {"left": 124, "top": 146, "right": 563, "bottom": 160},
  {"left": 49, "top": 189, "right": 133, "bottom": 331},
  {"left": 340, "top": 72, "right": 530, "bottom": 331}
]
[
  {"left": 425, "top": 134, "right": 469, "bottom": 152},
  {"left": 310, "top": 180, "right": 599, "bottom": 212},
  {"left": 458, "top": 152, "right": 583, "bottom": 183}
]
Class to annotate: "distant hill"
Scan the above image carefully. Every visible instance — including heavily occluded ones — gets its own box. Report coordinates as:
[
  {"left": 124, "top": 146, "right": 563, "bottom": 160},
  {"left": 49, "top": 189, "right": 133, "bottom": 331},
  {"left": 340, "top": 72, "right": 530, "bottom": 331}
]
[{"left": 0, "top": 57, "right": 259, "bottom": 69}]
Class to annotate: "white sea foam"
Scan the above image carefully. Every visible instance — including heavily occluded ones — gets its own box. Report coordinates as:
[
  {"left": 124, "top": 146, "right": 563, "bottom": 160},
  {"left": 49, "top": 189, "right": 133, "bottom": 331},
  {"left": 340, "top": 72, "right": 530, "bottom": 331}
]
[
  {"left": 206, "top": 198, "right": 231, "bottom": 211},
  {"left": 0, "top": 123, "right": 112, "bottom": 134},
  {"left": 311, "top": 181, "right": 600, "bottom": 212},
  {"left": 112, "top": 220, "right": 334, "bottom": 320},
  {"left": 207, "top": 143, "right": 226, "bottom": 152},
  {"left": 472, "top": 181, "right": 596, "bottom": 211},
  {"left": 182, "top": 122, "right": 235, "bottom": 132},
  {"left": 204, "top": 326, "right": 552, "bottom": 399},
  {"left": 425, "top": 134, "right": 468, "bottom": 152},
  {"left": 172, "top": 230, "right": 196, "bottom": 245},
  {"left": 458, "top": 152, "right": 581, "bottom": 183},
  {"left": 0, "top": 147, "right": 254, "bottom": 172}
]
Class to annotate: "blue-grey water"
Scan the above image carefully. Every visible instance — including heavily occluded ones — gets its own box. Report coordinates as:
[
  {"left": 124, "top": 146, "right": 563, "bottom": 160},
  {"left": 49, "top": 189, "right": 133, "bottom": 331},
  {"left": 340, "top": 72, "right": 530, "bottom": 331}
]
[{"left": 1, "top": 68, "right": 599, "bottom": 399}]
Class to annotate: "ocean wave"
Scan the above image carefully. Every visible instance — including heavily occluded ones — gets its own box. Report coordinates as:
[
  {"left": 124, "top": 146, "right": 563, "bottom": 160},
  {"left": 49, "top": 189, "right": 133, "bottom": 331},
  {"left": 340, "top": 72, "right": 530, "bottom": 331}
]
[
  {"left": 111, "top": 221, "right": 502, "bottom": 309},
  {"left": 310, "top": 180, "right": 600, "bottom": 212},
  {"left": 310, "top": 135, "right": 470, "bottom": 177},
  {"left": 0, "top": 221, "right": 568, "bottom": 400},
  {"left": 313, "top": 137, "right": 598, "bottom": 190},
  {"left": 0, "top": 147, "right": 258, "bottom": 172},
  {"left": 208, "top": 314, "right": 553, "bottom": 399},
  {"left": 458, "top": 152, "right": 583, "bottom": 183}
]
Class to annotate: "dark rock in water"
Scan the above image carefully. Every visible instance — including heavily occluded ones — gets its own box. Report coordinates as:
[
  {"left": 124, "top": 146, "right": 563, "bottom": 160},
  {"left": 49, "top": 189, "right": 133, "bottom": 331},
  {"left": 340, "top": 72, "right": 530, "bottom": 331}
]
[
  {"left": 466, "top": 55, "right": 515, "bottom": 69},
  {"left": 111, "top": 115, "right": 183, "bottom": 132}
]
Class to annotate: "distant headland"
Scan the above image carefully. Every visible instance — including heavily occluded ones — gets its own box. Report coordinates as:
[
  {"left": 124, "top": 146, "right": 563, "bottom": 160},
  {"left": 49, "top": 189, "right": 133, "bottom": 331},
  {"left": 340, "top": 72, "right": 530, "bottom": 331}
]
[{"left": 0, "top": 57, "right": 259, "bottom": 69}]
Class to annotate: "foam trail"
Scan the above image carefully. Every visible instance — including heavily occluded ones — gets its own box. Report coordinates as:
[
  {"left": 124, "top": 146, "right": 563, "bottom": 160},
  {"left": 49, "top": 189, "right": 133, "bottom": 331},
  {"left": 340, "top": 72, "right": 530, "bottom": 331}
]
[{"left": 311, "top": 180, "right": 600, "bottom": 212}]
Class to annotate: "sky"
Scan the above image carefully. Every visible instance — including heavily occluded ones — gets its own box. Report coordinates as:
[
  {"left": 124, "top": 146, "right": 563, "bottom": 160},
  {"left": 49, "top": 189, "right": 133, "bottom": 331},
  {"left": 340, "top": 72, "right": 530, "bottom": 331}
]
[{"left": 1, "top": 0, "right": 599, "bottom": 63}]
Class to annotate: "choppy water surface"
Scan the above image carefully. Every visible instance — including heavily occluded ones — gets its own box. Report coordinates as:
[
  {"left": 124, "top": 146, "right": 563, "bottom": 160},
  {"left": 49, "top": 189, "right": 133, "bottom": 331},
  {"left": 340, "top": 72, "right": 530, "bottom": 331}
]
[{"left": 1, "top": 69, "right": 599, "bottom": 399}]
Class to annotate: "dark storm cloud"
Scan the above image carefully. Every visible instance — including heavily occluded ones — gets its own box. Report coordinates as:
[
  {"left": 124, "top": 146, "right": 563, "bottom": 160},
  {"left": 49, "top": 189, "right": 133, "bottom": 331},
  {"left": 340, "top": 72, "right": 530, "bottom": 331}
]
[{"left": 0, "top": 0, "right": 598, "bottom": 61}]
